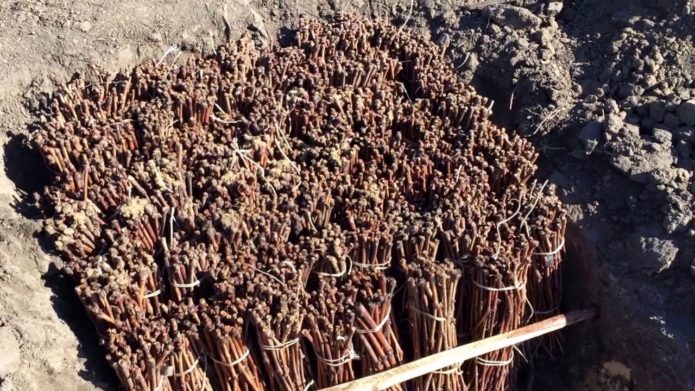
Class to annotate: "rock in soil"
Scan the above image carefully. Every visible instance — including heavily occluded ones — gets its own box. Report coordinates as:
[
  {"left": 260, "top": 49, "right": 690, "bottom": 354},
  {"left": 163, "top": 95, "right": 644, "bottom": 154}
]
[{"left": 483, "top": 5, "right": 542, "bottom": 30}]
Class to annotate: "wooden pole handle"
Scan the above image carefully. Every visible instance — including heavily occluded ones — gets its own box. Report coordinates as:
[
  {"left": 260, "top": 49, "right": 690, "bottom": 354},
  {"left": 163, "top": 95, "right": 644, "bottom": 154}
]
[{"left": 321, "top": 308, "right": 598, "bottom": 391}]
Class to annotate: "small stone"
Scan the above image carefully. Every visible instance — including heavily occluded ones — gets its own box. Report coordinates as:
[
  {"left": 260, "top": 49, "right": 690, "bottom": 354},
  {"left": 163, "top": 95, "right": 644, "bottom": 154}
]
[
  {"left": 148, "top": 32, "right": 163, "bottom": 42},
  {"left": 652, "top": 127, "right": 672, "bottom": 144},
  {"left": 643, "top": 74, "right": 658, "bottom": 87},
  {"left": 610, "top": 155, "right": 632, "bottom": 175},
  {"left": 516, "top": 37, "right": 530, "bottom": 49},
  {"left": 676, "top": 100, "right": 695, "bottom": 125},
  {"left": 625, "top": 95, "right": 641, "bottom": 109},
  {"left": 510, "top": 53, "right": 524, "bottom": 67},
  {"left": 612, "top": 9, "right": 643, "bottom": 26},
  {"left": 646, "top": 167, "right": 676, "bottom": 186},
  {"left": 467, "top": 53, "right": 479, "bottom": 72},
  {"left": 667, "top": 94, "right": 682, "bottom": 107},
  {"left": 639, "top": 18, "right": 656, "bottom": 28},
  {"left": 679, "top": 89, "right": 691, "bottom": 100},
  {"left": 675, "top": 167, "right": 692, "bottom": 183},
  {"left": 436, "top": 33, "right": 451, "bottom": 48},
  {"left": 78, "top": 21, "right": 92, "bottom": 32},
  {"left": 547, "top": 1, "right": 564, "bottom": 16},
  {"left": 618, "top": 84, "right": 644, "bottom": 99},
  {"left": 439, "top": 9, "right": 458, "bottom": 28},
  {"left": 663, "top": 113, "right": 681, "bottom": 128},
  {"left": 604, "top": 112, "right": 624, "bottom": 134},
  {"left": 484, "top": 5, "right": 542, "bottom": 30},
  {"left": 609, "top": 129, "right": 673, "bottom": 183},
  {"left": 644, "top": 141, "right": 660, "bottom": 152},
  {"left": 648, "top": 101, "right": 667, "bottom": 122},
  {"left": 532, "top": 29, "right": 553, "bottom": 48},
  {"left": 627, "top": 56, "right": 644, "bottom": 71},
  {"left": 654, "top": 50, "right": 664, "bottom": 64},
  {"left": 663, "top": 207, "right": 692, "bottom": 234},
  {"left": 578, "top": 121, "right": 602, "bottom": 154},
  {"left": 626, "top": 230, "right": 679, "bottom": 273}
]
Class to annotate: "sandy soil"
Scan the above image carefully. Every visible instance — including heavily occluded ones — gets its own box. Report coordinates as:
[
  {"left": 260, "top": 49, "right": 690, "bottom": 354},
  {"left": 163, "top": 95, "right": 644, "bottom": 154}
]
[{"left": 1, "top": 0, "right": 694, "bottom": 390}]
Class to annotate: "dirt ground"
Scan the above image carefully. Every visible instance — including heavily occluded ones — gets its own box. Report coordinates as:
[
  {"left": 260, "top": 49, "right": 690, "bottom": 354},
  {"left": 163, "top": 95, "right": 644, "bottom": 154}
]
[{"left": 0, "top": 0, "right": 694, "bottom": 390}]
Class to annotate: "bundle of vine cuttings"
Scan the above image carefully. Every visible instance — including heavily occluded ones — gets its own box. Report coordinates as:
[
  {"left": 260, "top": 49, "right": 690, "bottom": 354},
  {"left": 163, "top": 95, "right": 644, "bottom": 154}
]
[{"left": 32, "top": 14, "right": 566, "bottom": 391}]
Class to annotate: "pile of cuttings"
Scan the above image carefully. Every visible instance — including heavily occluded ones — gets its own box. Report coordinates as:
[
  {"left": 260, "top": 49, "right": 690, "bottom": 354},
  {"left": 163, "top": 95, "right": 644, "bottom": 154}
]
[{"left": 32, "top": 14, "right": 567, "bottom": 391}]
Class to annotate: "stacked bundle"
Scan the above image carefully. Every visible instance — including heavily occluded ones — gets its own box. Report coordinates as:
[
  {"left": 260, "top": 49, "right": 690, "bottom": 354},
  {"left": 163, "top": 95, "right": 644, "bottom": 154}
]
[{"left": 33, "top": 14, "right": 565, "bottom": 391}]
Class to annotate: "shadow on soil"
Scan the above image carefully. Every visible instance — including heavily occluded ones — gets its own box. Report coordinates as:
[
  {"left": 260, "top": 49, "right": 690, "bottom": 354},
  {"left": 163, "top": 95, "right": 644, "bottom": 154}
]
[
  {"left": 3, "top": 133, "right": 49, "bottom": 219},
  {"left": 43, "top": 264, "right": 118, "bottom": 390},
  {"left": 4, "top": 133, "right": 118, "bottom": 390}
]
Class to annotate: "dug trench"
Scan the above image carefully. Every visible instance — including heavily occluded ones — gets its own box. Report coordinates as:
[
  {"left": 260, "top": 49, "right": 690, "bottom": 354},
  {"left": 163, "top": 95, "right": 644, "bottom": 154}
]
[{"left": 6, "top": 16, "right": 602, "bottom": 391}]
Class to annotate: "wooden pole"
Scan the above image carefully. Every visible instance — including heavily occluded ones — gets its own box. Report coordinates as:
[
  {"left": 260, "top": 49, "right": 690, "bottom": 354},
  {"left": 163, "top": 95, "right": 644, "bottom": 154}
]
[{"left": 321, "top": 308, "right": 597, "bottom": 391}]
